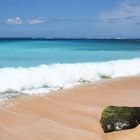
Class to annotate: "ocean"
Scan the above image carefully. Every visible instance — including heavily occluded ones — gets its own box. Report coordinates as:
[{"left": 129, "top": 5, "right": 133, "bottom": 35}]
[{"left": 0, "top": 39, "right": 140, "bottom": 99}]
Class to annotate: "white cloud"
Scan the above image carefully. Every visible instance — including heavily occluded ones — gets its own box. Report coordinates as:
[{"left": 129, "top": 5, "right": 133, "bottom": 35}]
[
  {"left": 100, "top": 0, "right": 140, "bottom": 24},
  {"left": 27, "top": 17, "right": 46, "bottom": 24},
  {"left": 6, "top": 17, "right": 23, "bottom": 25}
]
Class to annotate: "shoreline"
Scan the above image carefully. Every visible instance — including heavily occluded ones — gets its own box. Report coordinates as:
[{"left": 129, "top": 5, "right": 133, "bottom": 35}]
[{"left": 0, "top": 76, "right": 140, "bottom": 140}]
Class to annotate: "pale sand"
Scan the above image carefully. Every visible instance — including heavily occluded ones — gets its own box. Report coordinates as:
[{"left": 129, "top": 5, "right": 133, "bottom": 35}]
[{"left": 0, "top": 77, "right": 140, "bottom": 140}]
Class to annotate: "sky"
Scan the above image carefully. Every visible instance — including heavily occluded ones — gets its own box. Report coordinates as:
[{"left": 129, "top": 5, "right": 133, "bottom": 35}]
[{"left": 0, "top": 0, "right": 140, "bottom": 38}]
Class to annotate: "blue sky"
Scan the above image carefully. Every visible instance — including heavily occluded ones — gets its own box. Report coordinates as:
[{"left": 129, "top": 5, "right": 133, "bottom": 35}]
[{"left": 0, "top": 0, "right": 140, "bottom": 38}]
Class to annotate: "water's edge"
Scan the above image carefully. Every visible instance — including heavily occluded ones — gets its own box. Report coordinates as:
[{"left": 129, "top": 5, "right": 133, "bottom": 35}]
[{"left": 0, "top": 58, "right": 140, "bottom": 99}]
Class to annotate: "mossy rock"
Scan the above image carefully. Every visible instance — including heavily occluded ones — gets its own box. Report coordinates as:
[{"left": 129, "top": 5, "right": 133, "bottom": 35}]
[{"left": 100, "top": 106, "right": 140, "bottom": 133}]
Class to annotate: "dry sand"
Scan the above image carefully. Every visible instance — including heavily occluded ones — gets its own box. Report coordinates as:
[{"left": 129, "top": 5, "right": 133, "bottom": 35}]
[{"left": 0, "top": 77, "right": 140, "bottom": 140}]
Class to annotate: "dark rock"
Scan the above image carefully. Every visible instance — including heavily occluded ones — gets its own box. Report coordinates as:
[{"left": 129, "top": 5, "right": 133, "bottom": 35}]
[
  {"left": 100, "top": 106, "right": 140, "bottom": 133},
  {"left": 100, "top": 75, "right": 111, "bottom": 79}
]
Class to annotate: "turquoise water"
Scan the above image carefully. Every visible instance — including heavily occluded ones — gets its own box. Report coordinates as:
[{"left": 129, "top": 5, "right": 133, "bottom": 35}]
[
  {"left": 0, "top": 39, "right": 140, "bottom": 67},
  {"left": 0, "top": 39, "right": 140, "bottom": 98}
]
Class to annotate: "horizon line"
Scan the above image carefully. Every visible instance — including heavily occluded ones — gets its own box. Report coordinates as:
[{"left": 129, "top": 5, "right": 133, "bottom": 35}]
[{"left": 0, "top": 37, "right": 140, "bottom": 40}]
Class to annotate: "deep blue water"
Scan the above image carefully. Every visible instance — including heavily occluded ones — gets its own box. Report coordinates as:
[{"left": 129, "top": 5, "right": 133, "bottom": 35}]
[{"left": 0, "top": 39, "right": 140, "bottom": 67}]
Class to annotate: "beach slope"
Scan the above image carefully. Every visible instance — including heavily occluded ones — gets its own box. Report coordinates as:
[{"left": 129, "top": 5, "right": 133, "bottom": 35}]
[{"left": 0, "top": 77, "right": 140, "bottom": 140}]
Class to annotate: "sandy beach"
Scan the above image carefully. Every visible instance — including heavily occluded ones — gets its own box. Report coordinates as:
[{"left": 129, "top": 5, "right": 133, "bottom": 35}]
[{"left": 0, "top": 77, "right": 140, "bottom": 140}]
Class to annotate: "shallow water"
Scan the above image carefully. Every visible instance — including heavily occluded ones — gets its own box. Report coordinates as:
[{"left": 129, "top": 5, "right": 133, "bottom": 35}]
[{"left": 0, "top": 39, "right": 140, "bottom": 67}]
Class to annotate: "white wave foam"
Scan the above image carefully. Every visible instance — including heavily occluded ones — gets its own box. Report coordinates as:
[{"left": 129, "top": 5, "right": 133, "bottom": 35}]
[{"left": 0, "top": 58, "right": 140, "bottom": 97}]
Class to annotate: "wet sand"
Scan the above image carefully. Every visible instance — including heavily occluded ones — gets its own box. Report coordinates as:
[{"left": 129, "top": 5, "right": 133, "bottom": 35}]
[{"left": 0, "top": 77, "right": 140, "bottom": 140}]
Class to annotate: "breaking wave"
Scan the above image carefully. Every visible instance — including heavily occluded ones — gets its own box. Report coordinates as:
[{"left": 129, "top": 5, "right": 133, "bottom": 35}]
[{"left": 0, "top": 58, "right": 140, "bottom": 98}]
